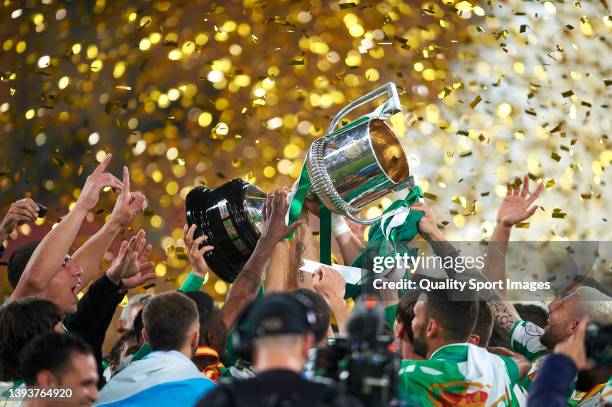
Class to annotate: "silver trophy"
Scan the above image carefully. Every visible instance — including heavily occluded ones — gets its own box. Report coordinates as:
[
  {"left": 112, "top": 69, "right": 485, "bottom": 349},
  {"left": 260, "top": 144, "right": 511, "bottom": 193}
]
[
  {"left": 186, "top": 83, "right": 413, "bottom": 281},
  {"left": 306, "top": 82, "right": 412, "bottom": 224}
]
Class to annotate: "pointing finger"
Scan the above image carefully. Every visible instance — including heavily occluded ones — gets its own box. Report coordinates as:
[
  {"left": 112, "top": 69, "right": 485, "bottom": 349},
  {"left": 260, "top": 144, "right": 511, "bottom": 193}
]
[{"left": 93, "top": 153, "right": 112, "bottom": 175}]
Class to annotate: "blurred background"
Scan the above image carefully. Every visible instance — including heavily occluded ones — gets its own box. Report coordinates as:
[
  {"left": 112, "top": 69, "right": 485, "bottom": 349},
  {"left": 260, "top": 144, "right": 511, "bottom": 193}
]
[{"left": 0, "top": 0, "right": 610, "bottom": 304}]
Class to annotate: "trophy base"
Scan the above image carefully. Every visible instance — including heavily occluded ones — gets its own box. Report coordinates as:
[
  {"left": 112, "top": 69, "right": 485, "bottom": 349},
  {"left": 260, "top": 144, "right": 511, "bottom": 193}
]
[{"left": 185, "top": 179, "right": 266, "bottom": 283}]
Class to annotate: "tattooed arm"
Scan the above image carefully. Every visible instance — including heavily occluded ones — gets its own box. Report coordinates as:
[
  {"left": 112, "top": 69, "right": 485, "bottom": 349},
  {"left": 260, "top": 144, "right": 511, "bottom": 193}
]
[
  {"left": 410, "top": 201, "right": 483, "bottom": 281},
  {"left": 411, "top": 200, "right": 520, "bottom": 342},
  {"left": 488, "top": 298, "right": 521, "bottom": 343},
  {"left": 220, "top": 189, "right": 300, "bottom": 328}
]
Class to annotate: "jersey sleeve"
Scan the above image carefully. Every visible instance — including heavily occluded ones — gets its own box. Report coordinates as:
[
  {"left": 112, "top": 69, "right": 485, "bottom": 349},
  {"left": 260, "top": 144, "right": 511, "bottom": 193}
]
[
  {"left": 509, "top": 320, "right": 547, "bottom": 361},
  {"left": 179, "top": 272, "right": 205, "bottom": 293}
]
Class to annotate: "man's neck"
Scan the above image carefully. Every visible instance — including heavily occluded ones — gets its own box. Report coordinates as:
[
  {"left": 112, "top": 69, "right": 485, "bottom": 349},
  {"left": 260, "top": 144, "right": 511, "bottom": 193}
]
[
  {"left": 254, "top": 352, "right": 304, "bottom": 373},
  {"left": 179, "top": 343, "right": 194, "bottom": 359},
  {"left": 400, "top": 340, "right": 424, "bottom": 360},
  {"left": 151, "top": 344, "right": 193, "bottom": 359},
  {"left": 427, "top": 340, "right": 467, "bottom": 359}
]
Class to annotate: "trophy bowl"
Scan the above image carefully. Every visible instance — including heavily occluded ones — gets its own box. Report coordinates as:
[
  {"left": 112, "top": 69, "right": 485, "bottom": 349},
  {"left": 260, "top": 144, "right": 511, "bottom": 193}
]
[
  {"left": 185, "top": 179, "right": 266, "bottom": 283},
  {"left": 305, "top": 82, "right": 411, "bottom": 224}
]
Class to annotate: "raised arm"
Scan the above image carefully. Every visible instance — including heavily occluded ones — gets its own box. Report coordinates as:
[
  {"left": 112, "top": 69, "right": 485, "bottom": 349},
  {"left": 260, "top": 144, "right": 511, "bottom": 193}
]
[
  {"left": 332, "top": 215, "right": 365, "bottom": 266},
  {"left": 484, "top": 175, "right": 543, "bottom": 296},
  {"left": 313, "top": 265, "right": 349, "bottom": 334},
  {"left": 12, "top": 154, "right": 123, "bottom": 299},
  {"left": 220, "top": 189, "right": 300, "bottom": 328},
  {"left": 70, "top": 166, "right": 147, "bottom": 289},
  {"left": 181, "top": 224, "right": 215, "bottom": 293},
  {"left": 488, "top": 298, "right": 522, "bottom": 344},
  {"left": 410, "top": 202, "right": 464, "bottom": 279}
]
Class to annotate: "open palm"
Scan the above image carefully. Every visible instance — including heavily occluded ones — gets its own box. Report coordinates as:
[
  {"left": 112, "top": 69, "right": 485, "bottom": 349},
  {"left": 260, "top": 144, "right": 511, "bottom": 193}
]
[{"left": 497, "top": 175, "right": 543, "bottom": 227}]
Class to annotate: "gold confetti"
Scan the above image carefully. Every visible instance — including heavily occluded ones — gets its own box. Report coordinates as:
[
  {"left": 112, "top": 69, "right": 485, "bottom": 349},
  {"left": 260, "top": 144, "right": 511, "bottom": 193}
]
[
  {"left": 469, "top": 95, "right": 482, "bottom": 109},
  {"left": 423, "top": 192, "right": 438, "bottom": 201},
  {"left": 1, "top": 0, "right": 610, "bottom": 300}
]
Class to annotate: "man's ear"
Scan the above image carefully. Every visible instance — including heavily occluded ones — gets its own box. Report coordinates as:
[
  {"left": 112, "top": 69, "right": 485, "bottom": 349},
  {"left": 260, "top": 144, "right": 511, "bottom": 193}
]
[
  {"left": 468, "top": 333, "right": 480, "bottom": 346},
  {"left": 204, "top": 330, "right": 215, "bottom": 346},
  {"left": 567, "top": 319, "right": 580, "bottom": 335},
  {"left": 397, "top": 322, "right": 405, "bottom": 340},
  {"left": 36, "top": 370, "right": 60, "bottom": 387},
  {"left": 426, "top": 319, "right": 439, "bottom": 338},
  {"left": 142, "top": 328, "right": 150, "bottom": 344},
  {"left": 303, "top": 334, "right": 315, "bottom": 357},
  {"left": 191, "top": 325, "right": 200, "bottom": 350}
]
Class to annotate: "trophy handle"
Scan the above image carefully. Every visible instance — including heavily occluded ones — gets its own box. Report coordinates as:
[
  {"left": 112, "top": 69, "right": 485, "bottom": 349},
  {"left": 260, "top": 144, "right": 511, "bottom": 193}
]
[{"left": 326, "top": 82, "right": 401, "bottom": 135}]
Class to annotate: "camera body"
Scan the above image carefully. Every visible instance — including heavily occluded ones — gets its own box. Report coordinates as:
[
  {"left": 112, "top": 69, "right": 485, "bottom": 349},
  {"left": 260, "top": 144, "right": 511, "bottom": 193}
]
[
  {"left": 307, "top": 301, "right": 400, "bottom": 406},
  {"left": 585, "top": 322, "right": 612, "bottom": 366}
]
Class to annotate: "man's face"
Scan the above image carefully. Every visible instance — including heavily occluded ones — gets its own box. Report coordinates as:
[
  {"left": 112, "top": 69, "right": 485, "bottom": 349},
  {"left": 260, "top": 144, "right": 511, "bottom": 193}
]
[
  {"left": 118, "top": 302, "right": 145, "bottom": 333},
  {"left": 411, "top": 298, "right": 429, "bottom": 358},
  {"left": 202, "top": 310, "right": 228, "bottom": 356},
  {"left": 44, "top": 255, "right": 82, "bottom": 315},
  {"left": 53, "top": 352, "right": 99, "bottom": 407},
  {"left": 541, "top": 290, "right": 583, "bottom": 349}
]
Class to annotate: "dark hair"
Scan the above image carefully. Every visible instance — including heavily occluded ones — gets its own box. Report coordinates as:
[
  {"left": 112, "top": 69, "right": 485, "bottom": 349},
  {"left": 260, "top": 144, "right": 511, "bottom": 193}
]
[
  {"left": 473, "top": 300, "right": 494, "bottom": 347},
  {"left": 19, "top": 332, "right": 92, "bottom": 386},
  {"left": 7, "top": 241, "right": 40, "bottom": 289},
  {"left": 142, "top": 292, "right": 199, "bottom": 351},
  {"left": 423, "top": 288, "right": 478, "bottom": 342},
  {"left": 0, "top": 298, "right": 62, "bottom": 381},
  {"left": 108, "top": 331, "right": 136, "bottom": 368},
  {"left": 515, "top": 304, "right": 548, "bottom": 328},
  {"left": 291, "top": 289, "right": 330, "bottom": 343},
  {"left": 183, "top": 291, "right": 217, "bottom": 332},
  {"left": 133, "top": 309, "right": 144, "bottom": 344},
  {"left": 396, "top": 289, "right": 422, "bottom": 342}
]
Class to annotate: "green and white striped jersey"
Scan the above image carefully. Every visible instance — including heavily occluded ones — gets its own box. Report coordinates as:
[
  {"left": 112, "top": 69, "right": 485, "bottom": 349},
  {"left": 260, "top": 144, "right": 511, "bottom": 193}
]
[
  {"left": 398, "top": 343, "right": 521, "bottom": 406},
  {"left": 509, "top": 320, "right": 547, "bottom": 362}
]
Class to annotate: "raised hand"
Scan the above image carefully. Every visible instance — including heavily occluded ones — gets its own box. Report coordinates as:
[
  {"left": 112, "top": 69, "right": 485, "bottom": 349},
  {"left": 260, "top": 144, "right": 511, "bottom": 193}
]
[
  {"left": 1, "top": 198, "right": 39, "bottom": 236},
  {"left": 313, "top": 265, "right": 349, "bottom": 333},
  {"left": 410, "top": 201, "right": 443, "bottom": 241},
  {"left": 106, "top": 229, "right": 156, "bottom": 289},
  {"left": 313, "top": 265, "right": 346, "bottom": 301},
  {"left": 497, "top": 175, "right": 543, "bottom": 227},
  {"left": 183, "top": 224, "right": 214, "bottom": 278},
  {"left": 554, "top": 317, "right": 590, "bottom": 370},
  {"left": 109, "top": 166, "right": 147, "bottom": 227},
  {"left": 260, "top": 189, "right": 300, "bottom": 243},
  {"left": 75, "top": 154, "right": 124, "bottom": 213}
]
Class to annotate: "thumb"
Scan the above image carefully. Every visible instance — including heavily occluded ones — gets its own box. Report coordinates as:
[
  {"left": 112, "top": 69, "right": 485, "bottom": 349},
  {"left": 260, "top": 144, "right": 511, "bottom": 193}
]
[
  {"left": 122, "top": 166, "right": 130, "bottom": 194},
  {"left": 136, "top": 273, "right": 157, "bottom": 286},
  {"left": 117, "top": 240, "right": 129, "bottom": 262},
  {"left": 285, "top": 220, "right": 301, "bottom": 234}
]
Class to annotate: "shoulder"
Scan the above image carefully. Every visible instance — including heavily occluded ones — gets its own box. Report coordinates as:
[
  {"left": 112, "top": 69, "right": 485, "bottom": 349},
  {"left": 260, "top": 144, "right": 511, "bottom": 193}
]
[{"left": 196, "top": 383, "right": 235, "bottom": 407}]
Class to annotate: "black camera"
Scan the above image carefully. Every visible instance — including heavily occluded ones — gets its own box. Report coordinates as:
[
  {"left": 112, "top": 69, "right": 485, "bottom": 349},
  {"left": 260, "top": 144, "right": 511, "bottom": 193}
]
[
  {"left": 585, "top": 322, "right": 612, "bottom": 366},
  {"left": 306, "top": 300, "right": 400, "bottom": 406},
  {"left": 36, "top": 203, "right": 47, "bottom": 218}
]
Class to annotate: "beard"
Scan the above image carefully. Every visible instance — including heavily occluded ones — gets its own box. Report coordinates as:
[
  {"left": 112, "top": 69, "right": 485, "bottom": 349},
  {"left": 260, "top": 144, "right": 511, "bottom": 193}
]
[
  {"left": 540, "top": 325, "right": 565, "bottom": 350},
  {"left": 412, "top": 327, "right": 428, "bottom": 358}
]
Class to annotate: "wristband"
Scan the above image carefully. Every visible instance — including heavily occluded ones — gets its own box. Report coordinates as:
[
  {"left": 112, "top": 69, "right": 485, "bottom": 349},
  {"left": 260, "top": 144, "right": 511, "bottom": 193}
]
[{"left": 331, "top": 215, "right": 351, "bottom": 237}]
